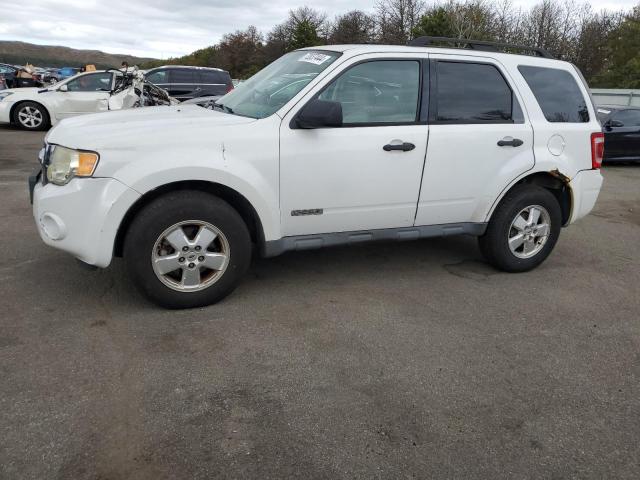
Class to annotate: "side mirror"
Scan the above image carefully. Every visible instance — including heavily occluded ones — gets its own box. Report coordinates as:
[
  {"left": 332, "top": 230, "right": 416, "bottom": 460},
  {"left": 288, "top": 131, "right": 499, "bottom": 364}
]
[
  {"left": 610, "top": 119, "right": 624, "bottom": 128},
  {"left": 58, "top": 84, "right": 68, "bottom": 92},
  {"left": 293, "top": 99, "right": 342, "bottom": 129}
]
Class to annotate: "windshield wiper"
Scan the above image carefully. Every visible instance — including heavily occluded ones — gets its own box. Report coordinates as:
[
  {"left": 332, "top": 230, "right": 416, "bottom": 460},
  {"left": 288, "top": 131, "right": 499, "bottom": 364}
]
[{"left": 214, "top": 102, "right": 234, "bottom": 114}]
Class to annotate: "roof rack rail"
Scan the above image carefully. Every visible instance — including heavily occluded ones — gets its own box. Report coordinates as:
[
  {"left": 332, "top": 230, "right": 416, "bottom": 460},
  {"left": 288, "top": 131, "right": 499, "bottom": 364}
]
[{"left": 407, "top": 36, "right": 554, "bottom": 59}]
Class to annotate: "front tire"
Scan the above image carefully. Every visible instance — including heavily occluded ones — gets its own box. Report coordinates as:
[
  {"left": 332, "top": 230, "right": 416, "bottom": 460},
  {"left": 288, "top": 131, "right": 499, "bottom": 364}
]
[
  {"left": 123, "top": 191, "right": 252, "bottom": 309},
  {"left": 479, "top": 185, "right": 562, "bottom": 272},
  {"left": 12, "top": 101, "right": 50, "bottom": 131}
]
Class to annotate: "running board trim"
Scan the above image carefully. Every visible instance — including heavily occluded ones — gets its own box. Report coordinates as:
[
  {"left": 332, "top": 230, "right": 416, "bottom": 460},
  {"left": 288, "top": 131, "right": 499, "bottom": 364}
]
[{"left": 261, "top": 222, "right": 487, "bottom": 257}]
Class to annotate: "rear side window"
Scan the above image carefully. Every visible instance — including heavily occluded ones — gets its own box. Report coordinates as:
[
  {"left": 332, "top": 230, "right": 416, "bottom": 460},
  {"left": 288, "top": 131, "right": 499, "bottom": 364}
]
[
  {"left": 432, "top": 61, "right": 520, "bottom": 124},
  {"left": 199, "top": 71, "right": 229, "bottom": 84},
  {"left": 170, "top": 69, "right": 195, "bottom": 83},
  {"left": 518, "top": 66, "right": 589, "bottom": 123}
]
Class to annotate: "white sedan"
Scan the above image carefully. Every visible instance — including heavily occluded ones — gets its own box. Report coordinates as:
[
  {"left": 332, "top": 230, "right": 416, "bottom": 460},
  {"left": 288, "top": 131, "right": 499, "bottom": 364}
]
[{"left": 0, "top": 70, "right": 119, "bottom": 131}]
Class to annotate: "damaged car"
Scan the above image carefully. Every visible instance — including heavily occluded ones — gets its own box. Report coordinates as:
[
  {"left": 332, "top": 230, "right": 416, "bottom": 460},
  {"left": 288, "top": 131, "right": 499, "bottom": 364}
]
[{"left": 0, "top": 68, "right": 176, "bottom": 130}]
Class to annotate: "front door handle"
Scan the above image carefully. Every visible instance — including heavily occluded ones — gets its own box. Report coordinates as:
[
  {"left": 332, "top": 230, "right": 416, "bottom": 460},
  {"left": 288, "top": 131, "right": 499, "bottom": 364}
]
[
  {"left": 497, "top": 137, "right": 524, "bottom": 147},
  {"left": 383, "top": 142, "right": 415, "bottom": 152}
]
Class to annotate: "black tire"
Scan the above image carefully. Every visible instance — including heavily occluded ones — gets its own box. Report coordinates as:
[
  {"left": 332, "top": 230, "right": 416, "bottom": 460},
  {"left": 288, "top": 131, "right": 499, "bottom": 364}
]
[
  {"left": 479, "top": 185, "right": 562, "bottom": 272},
  {"left": 12, "top": 101, "right": 50, "bottom": 131},
  {"left": 123, "top": 191, "right": 251, "bottom": 309}
]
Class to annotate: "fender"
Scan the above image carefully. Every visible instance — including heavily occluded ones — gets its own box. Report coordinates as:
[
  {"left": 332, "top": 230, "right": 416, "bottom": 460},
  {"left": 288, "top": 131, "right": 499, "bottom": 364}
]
[
  {"left": 101, "top": 123, "right": 282, "bottom": 242},
  {"left": 10, "top": 99, "right": 54, "bottom": 125}
]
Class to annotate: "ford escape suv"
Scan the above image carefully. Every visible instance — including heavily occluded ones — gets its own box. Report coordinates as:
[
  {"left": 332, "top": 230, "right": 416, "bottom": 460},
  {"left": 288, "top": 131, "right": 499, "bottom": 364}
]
[{"left": 29, "top": 38, "right": 604, "bottom": 308}]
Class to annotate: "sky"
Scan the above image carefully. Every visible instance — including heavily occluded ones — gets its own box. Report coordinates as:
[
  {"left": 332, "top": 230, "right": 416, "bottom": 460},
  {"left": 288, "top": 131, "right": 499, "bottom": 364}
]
[{"left": 0, "top": 0, "right": 637, "bottom": 59}]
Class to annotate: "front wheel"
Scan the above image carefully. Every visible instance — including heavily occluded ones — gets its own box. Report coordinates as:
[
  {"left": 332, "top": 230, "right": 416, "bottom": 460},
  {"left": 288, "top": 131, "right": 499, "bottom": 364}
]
[
  {"left": 123, "top": 191, "right": 252, "bottom": 308},
  {"left": 12, "top": 101, "right": 50, "bottom": 131},
  {"left": 479, "top": 185, "right": 562, "bottom": 272}
]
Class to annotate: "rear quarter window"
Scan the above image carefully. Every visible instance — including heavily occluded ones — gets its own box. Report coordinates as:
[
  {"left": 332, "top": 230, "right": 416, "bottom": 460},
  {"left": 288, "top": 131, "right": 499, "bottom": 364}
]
[
  {"left": 199, "top": 71, "right": 230, "bottom": 84},
  {"left": 518, "top": 65, "right": 589, "bottom": 123}
]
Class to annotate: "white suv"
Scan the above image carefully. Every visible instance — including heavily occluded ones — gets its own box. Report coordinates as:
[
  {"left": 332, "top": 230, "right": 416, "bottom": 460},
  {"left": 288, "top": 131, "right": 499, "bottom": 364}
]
[{"left": 29, "top": 39, "right": 604, "bottom": 308}]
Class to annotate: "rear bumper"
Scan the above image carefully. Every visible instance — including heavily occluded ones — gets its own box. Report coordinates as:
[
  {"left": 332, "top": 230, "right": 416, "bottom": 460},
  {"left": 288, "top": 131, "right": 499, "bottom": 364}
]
[{"left": 569, "top": 169, "right": 603, "bottom": 223}]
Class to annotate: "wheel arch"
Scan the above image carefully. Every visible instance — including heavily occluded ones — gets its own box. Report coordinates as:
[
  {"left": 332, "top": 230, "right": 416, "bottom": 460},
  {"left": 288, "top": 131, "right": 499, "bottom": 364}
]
[
  {"left": 113, "top": 180, "right": 266, "bottom": 258},
  {"left": 10, "top": 99, "right": 52, "bottom": 126},
  {"left": 487, "top": 171, "right": 573, "bottom": 226}
]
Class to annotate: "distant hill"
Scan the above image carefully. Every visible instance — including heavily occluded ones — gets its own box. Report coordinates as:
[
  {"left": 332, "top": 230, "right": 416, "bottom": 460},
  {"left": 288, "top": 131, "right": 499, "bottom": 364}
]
[{"left": 0, "top": 41, "right": 155, "bottom": 68}]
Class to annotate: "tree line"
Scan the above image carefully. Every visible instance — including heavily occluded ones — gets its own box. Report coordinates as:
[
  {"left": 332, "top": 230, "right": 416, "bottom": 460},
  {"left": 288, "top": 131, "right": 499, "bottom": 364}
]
[{"left": 143, "top": 0, "right": 640, "bottom": 88}]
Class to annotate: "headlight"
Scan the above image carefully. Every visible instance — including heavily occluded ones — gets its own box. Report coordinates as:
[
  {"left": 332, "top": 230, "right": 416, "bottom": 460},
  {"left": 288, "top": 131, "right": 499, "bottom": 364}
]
[
  {"left": 0, "top": 92, "right": 13, "bottom": 101},
  {"left": 46, "top": 146, "right": 99, "bottom": 185}
]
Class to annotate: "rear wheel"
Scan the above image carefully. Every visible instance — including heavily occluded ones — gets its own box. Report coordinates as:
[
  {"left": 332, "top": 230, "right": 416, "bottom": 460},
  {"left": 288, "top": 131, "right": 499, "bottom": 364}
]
[
  {"left": 479, "top": 185, "right": 562, "bottom": 272},
  {"left": 123, "top": 191, "right": 251, "bottom": 308},
  {"left": 12, "top": 101, "right": 50, "bottom": 131}
]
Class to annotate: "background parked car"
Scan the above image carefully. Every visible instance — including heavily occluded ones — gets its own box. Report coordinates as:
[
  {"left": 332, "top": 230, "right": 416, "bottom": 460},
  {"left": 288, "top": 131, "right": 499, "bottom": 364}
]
[
  {"left": 41, "top": 68, "right": 60, "bottom": 85},
  {"left": 145, "top": 66, "right": 233, "bottom": 101},
  {"left": 597, "top": 105, "right": 640, "bottom": 163},
  {"left": 57, "top": 67, "right": 80, "bottom": 81},
  {"left": 0, "top": 63, "right": 18, "bottom": 88}
]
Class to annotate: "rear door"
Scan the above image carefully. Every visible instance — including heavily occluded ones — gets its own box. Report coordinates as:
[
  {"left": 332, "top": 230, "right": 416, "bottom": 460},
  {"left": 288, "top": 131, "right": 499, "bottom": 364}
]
[
  {"left": 168, "top": 69, "right": 197, "bottom": 100},
  {"left": 415, "top": 55, "right": 534, "bottom": 226},
  {"left": 604, "top": 109, "right": 640, "bottom": 161}
]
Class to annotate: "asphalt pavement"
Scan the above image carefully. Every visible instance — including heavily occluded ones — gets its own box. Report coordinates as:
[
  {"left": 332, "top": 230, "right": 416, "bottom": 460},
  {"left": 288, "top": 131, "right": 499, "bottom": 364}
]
[{"left": 1, "top": 124, "right": 639, "bottom": 479}]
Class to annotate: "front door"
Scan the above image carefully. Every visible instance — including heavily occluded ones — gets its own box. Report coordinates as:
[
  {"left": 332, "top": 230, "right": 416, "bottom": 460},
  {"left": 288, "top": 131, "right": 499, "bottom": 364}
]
[
  {"left": 415, "top": 56, "right": 535, "bottom": 226},
  {"left": 57, "top": 72, "right": 112, "bottom": 118},
  {"left": 279, "top": 58, "right": 429, "bottom": 237}
]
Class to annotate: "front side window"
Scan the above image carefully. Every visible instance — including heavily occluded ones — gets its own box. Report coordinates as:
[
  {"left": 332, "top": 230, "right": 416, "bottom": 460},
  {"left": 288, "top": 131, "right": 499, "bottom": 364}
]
[
  {"left": 518, "top": 65, "right": 589, "bottom": 123},
  {"left": 433, "top": 61, "right": 518, "bottom": 123},
  {"left": 612, "top": 109, "right": 640, "bottom": 127},
  {"left": 219, "top": 50, "right": 341, "bottom": 119},
  {"left": 66, "top": 72, "right": 113, "bottom": 92},
  {"left": 146, "top": 70, "right": 168, "bottom": 84},
  {"left": 318, "top": 60, "right": 420, "bottom": 124}
]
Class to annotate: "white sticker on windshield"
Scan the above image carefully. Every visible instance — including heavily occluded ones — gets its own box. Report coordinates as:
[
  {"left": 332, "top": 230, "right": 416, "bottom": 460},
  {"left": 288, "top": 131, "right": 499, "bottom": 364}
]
[
  {"left": 597, "top": 108, "right": 611, "bottom": 114},
  {"left": 298, "top": 53, "right": 332, "bottom": 65}
]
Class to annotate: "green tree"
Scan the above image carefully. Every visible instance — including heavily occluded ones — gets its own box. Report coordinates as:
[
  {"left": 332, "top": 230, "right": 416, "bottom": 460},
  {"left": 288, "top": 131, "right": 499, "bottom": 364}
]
[
  {"left": 411, "top": 6, "right": 455, "bottom": 38},
  {"left": 593, "top": 6, "right": 640, "bottom": 87},
  {"left": 290, "top": 19, "right": 322, "bottom": 50}
]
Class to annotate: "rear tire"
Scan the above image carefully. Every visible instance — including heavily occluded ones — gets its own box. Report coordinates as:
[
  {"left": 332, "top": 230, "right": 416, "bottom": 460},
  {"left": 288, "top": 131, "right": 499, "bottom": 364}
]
[
  {"left": 123, "top": 191, "right": 251, "bottom": 309},
  {"left": 479, "top": 185, "right": 562, "bottom": 272},
  {"left": 12, "top": 101, "right": 50, "bottom": 131}
]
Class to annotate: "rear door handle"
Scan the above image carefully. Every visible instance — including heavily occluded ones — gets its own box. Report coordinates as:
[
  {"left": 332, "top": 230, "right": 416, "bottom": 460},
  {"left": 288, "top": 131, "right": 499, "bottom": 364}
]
[
  {"left": 497, "top": 137, "right": 524, "bottom": 147},
  {"left": 383, "top": 142, "right": 415, "bottom": 152}
]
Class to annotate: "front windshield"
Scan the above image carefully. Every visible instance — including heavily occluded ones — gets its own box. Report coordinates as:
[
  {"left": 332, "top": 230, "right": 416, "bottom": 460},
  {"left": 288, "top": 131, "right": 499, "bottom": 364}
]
[{"left": 218, "top": 50, "right": 341, "bottom": 119}]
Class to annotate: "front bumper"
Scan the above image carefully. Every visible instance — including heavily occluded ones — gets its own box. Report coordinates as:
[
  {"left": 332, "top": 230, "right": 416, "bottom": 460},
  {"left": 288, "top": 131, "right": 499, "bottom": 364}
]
[
  {"left": 569, "top": 169, "right": 603, "bottom": 224},
  {"left": 0, "top": 100, "right": 12, "bottom": 124},
  {"left": 32, "top": 176, "right": 140, "bottom": 267}
]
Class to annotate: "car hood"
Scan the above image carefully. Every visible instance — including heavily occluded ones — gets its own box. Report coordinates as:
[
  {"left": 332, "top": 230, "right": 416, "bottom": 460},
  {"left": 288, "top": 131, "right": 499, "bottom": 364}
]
[
  {"left": 46, "top": 105, "right": 257, "bottom": 150},
  {"left": 2, "top": 87, "right": 41, "bottom": 96}
]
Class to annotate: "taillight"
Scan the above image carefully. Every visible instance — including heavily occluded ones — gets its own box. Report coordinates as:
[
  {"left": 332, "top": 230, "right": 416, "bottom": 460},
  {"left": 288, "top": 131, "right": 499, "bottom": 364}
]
[
  {"left": 591, "top": 132, "right": 604, "bottom": 169},
  {"left": 226, "top": 83, "right": 234, "bottom": 93}
]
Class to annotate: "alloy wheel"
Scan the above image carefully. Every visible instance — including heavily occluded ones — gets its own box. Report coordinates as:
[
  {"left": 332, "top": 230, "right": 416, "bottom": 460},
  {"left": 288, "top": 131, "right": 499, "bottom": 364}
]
[
  {"left": 17, "top": 106, "right": 43, "bottom": 129},
  {"left": 507, "top": 205, "right": 551, "bottom": 259},
  {"left": 151, "top": 220, "right": 230, "bottom": 292}
]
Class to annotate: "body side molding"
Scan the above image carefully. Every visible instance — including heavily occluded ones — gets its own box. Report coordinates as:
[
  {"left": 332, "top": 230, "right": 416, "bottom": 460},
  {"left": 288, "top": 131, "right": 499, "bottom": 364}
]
[{"left": 261, "top": 222, "right": 487, "bottom": 257}]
